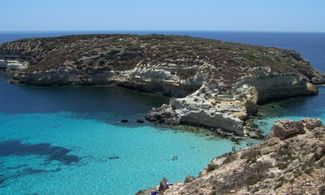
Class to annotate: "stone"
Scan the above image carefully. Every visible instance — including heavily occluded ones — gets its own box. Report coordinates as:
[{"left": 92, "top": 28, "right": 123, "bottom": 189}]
[
  {"left": 184, "top": 175, "right": 195, "bottom": 183},
  {"left": 145, "top": 104, "right": 178, "bottom": 125},
  {"left": 314, "top": 145, "right": 325, "bottom": 161},
  {"left": 158, "top": 177, "right": 169, "bottom": 193},
  {"left": 311, "top": 70, "right": 325, "bottom": 84},
  {"left": 271, "top": 120, "right": 305, "bottom": 140},
  {"left": 302, "top": 118, "right": 322, "bottom": 130},
  {"left": 244, "top": 125, "right": 264, "bottom": 139},
  {"left": 319, "top": 185, "right": 325, "bottom": 195}
]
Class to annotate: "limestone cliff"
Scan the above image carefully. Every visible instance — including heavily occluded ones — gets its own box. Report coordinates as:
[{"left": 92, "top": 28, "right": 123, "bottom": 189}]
[
  {"left": 0, "top": 34, "right": 324, "bottom": 137},
  {"left": 137, "top": 119, "right": 325, "bottom": 195}
]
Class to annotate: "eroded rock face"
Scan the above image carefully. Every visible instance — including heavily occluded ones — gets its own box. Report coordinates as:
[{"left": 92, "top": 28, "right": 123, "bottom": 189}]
[
  {"left": 146, "top": 74, "right": 318, "bottom": 137},
  {"left": 270, "top": 120, "right": 305, "bottom": 140},
  {"left": 138, "top": 119, "right": 325, "bottom": 195},
  {"left": 145, "top": 104, "right": 178, "bottom": 125},
  {"left": 1, "top": 35, "right": 324, "bottom": 136},
  {"left": 303, "top": 118, "right": 323, "bottom": 130},
  {"left": 310, "top": 69, "right": 325, "bottom": 84}
]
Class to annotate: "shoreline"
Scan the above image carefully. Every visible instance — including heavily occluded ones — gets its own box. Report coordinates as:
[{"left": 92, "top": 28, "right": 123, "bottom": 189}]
[
  {"left": 138, "top": 118, "right": 325, "bottom": 194},
  {"left": 1, "top": 71, "right": 324, "bottom": 142},
  {"left": 0, "top": 33, "right": 324, "bottom": 194},
  {"left": 3, "top": 67, "right": 323, "bottom": 142},
  {"left": 1, "top": 70, "right": 253, "bottom": 143},
  {"left": 1, "top": 34, "right": 325, "bottom": 139}
]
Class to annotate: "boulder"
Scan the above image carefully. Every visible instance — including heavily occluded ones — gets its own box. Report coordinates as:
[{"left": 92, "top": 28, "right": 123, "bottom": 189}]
[
  {"left": 158, "top": 177, "right": 169, "bottom": 193},
  {"left": 184, "top": 175, "right": 195, "bottom": 183},
  {"left": 302, "top": 118, "right": 322, "bottom": 130},
  {"left": 319, "top": 185, "right": 325, "bottom": 195},
  {"left": 145, "top": 104, "right": 178, "bottom": 125},
  {"left": 271, "top": 120, "right": 305, "bottom": 140},
  {"left": 314, "top": 145, "right": 325, "bottom": 161},
  {"left": 311, "top": 70, "right": 325, "bottom": 84}
]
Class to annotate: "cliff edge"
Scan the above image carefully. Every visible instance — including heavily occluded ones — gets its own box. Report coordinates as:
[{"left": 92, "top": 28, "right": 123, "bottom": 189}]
[
  {"left": 137, "top": 118, "right": 325, "bottom": 195},
  {"left": 0, "top": 34, "right": 324, "bottom": 137}
]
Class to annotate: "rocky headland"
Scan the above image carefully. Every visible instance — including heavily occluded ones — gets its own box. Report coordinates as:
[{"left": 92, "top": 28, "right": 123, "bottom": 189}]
[
  {"left": 137, "top": 118, "right": 325, "bottom": 195},
  {"left": 0, "top": 34, "right": 325, "bottom": 137}
]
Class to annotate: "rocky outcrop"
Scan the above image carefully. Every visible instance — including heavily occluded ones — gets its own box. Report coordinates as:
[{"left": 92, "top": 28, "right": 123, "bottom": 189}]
[
  {"left": 138, "top": 119, "right": 325, "bottom": 195},
  {"left": 0, "top": 59, "right": 28, "bottom": 70},
  {"left": 0, "top": 59, "right": 7, "bottom": 69},
  {"left": 146, "top": 73, "right": 318, "bottom": 137},
  {"left": 270, "top": 120, "right": 305, "bottom": 140},
  {"left": 0, "top": 35, "right": 324, "bottom": 137}
]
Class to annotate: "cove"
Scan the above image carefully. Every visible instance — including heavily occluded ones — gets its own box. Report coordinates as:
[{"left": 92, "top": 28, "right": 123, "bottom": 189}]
[
  {"left": 0, "top": 73, "right": 249, "bottom": 194},
  {"left": 0, "top": 31, "right": 324, "bottom": 194}
]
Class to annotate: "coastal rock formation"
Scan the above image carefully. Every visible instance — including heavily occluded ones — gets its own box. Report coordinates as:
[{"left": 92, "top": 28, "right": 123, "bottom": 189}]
[
  {"left": 0, "top": 35, "right": 324, "bottom": 136},
  {"left": 138, "top": 119, "right": 325, "bottom": 195},
  {"left": 0, "top": 59, "right": 28, "bottom": 70}
]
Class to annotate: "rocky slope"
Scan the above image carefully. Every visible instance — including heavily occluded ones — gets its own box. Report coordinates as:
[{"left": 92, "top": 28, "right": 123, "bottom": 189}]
[
  {"left": 137, "top": 118, "right": 325, "bottom": 195},
  {"left": 0, "top": 34, "right": 324, "bottom": 137}
]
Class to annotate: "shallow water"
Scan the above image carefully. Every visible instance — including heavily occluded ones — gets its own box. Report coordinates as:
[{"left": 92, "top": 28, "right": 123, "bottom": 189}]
[
  {"left": 0, "top": 32, "right": 325, "bottom": 194},
  {"left": 0, "top": 112, "right": 247, "bottom": 194},
  {"left": 0, "top": 72, "right": 249, "bottom": 194}
]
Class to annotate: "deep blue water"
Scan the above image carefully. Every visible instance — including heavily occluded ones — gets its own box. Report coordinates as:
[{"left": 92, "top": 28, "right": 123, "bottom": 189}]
[{"left": 0, "top": 31, "right": 325, "bottom": 194}]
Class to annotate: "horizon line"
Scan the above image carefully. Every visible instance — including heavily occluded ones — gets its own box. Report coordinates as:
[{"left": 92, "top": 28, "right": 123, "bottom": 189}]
[{"left": 1, "top": 30, "right": 325, "bottom": 34}]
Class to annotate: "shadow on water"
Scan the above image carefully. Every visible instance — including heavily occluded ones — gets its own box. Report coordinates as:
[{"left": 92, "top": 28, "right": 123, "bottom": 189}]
[
  {"left": 258, "top": 86, "right": 325, "bottom": 118},
  {"left": 0, "top": 72, "right": 169, "bottom": 123},
  {"left": 0, "top": 138, "right": 81, "bottom": 187},
  {"left": 0, "top": 140, "right": 80, "bottom": 165},
  {"left": 0, "top": 166, "right": 62, "bottom": 187}
]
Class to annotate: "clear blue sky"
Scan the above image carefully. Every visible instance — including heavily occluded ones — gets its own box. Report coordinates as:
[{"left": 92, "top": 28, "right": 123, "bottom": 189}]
[{"left": 1, "top": 0, "right": 324, "bottom": 32}]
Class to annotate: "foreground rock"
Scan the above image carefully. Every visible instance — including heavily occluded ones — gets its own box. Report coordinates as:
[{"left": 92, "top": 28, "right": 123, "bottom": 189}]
[
  {"left": 138, "top": 119, "right": 325, "bottom": 195},
  {"left": 0, "top": 35, "right": 324, "bottom": 137}
]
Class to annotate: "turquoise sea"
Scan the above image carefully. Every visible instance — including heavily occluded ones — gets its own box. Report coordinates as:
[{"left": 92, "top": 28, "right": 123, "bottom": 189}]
[
  {"left": 0, "top": 73, "right": 251, "bottom": 195},
  {"left": 0, "top": 32, "right": 325, "bottom": 194}
]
